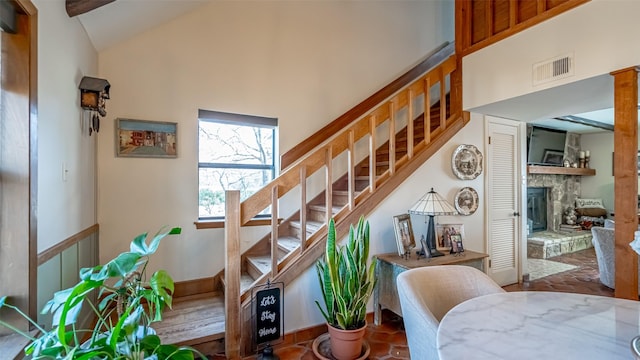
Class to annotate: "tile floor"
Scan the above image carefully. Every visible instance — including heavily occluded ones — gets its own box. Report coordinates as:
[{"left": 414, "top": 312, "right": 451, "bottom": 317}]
[{"left": 232, "top": 248, "right": 614, "bottom": 359}]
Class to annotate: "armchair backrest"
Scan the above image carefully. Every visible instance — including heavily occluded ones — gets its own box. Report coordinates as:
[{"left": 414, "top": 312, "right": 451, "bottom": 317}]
[
  {"left": 591, "top": 226, "right": 615, "bottom": 288},
  {"left": 397, "top": 265, "right": 505, "bottom": 359}
]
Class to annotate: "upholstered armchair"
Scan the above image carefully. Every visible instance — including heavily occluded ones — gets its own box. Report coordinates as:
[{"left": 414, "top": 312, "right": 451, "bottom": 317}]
[
  {"left": 591, "top": 226, "right": 615, "bottom": 288},
  {"left": 396, "top": 265, "right": 505, "bottom": 359}
]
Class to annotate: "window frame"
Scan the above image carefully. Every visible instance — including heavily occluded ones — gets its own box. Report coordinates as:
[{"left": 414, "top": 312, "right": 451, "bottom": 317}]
[{"left": 197, "top": 109, "right": 277, "bottom": 220}]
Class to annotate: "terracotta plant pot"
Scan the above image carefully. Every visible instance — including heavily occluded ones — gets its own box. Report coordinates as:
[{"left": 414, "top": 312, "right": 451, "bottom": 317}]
[{"left": 327, "top": 323, "right": 367, "bottom": 360}]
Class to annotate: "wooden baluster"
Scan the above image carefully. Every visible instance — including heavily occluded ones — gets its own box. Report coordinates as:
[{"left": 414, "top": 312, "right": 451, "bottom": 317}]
[
  {"left": 424, "top": 77, "right": 432, "bottom": 145},
  {"left": 325, "top": 147, "right": 333, "bottom": 222},
  {"left": 224, "top": 190, "right": 241, "bottom": 359},
  {"left": 486, "top": 0, "right": 494, "bottom": 37},
  {"left": 348, "top": 130, "right": 355, "bottom": 210},
  {"left": 537, "top": 0, "right": 545, "bottom": 15},
  {"left": 299, "top": 166, "right": 307, "bottom": 251},
  {"left": 407, "top": 88, "right": 414, "bottom": 159},
  {"left": 509, "top": 0, "right": 517, "bottom": 29},
  {"left": 369, "top": 115, "right": 377, "bottom": 192},
  {"left": 271, "top": 185, "right": 279, "bottom": 277},
  {"left": 389, "top": 101, "right": 396, "bottom": 175},
  {"left": 439, "top": 67, "right": 446, "bottom": 130}
]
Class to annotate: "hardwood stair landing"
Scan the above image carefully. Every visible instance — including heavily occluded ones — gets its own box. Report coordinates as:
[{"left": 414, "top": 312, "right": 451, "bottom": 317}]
[{"left": 154, "top": 292, "right": 226, "bottom": 348}]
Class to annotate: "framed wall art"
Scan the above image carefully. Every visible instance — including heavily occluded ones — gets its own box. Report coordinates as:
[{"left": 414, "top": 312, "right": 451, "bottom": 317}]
[
  {"left": 392, "top": 214, "right": 416, "bottom": 257},
  {"left": 435, "top": 223, "right": 465, "bottom": 252},
  {"left": 542, "top": 149, "right": 564, "bottom": 165},
  {"left": 115, "top": 118, "right": 177, "bottom": 158}
]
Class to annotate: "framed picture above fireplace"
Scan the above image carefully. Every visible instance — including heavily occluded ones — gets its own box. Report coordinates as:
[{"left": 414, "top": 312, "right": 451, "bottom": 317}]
[{"left": 542, "top": 149, "right": 564, "bottom": 165}]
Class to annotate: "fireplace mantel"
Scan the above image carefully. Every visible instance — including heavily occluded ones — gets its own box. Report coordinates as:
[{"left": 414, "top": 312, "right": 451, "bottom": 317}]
[{"left": 527, "top": 165, "right": 596, "bottom": 176}]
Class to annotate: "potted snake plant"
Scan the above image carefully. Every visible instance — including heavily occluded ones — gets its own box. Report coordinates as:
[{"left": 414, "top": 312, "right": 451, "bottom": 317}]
[
  {"left": 315, "top": 216, "right": 377, "bottom": 360},
  {"left": 0, "top": 226, "right": 204, "bottom": 360}
]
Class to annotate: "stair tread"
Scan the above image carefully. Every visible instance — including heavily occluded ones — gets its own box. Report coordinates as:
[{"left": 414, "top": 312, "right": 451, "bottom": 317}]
[
  {"left": 290, "top": 219, "right": 323, "bottom": 230},
  {"left": 278, "top": 236, "right": 301, "bottom": 252},
  {"left": 154, "top": 293, "right": 225, "bottom": 345},
  {"left": 247, "top": 255, "right": 276, "bottom": 274},
  {"left": 308, "top": 204, "right": 343, "bottom": 213},
  {"left": 241, "top": 272, "right": 255, "bottom": 293}
]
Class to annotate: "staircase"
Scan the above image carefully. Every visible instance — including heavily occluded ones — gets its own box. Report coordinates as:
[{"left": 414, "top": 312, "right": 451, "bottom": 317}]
[{"left": 155, "top": 42, "right": 469, "bottom": 357}]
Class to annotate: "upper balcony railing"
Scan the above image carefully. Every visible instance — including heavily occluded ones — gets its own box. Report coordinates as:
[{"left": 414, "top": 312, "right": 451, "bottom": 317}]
[{"left": 456, "top": 0, "right": 590, "bottom": 56}]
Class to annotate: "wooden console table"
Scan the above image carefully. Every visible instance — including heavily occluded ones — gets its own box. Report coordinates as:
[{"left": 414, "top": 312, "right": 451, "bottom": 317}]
[{"left": 373, "top": 250, "right": 489, "bottom": 325}]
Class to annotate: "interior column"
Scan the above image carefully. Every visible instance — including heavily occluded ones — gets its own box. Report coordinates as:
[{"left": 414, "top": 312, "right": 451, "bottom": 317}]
[{"left": 611, "top": 66, "right": 639, "bottom": 300}]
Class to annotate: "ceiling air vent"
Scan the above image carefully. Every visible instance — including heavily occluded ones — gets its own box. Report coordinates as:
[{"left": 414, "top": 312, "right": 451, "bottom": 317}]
[{"left": 532, "top": 53, "right": 574, "bottom": 86}]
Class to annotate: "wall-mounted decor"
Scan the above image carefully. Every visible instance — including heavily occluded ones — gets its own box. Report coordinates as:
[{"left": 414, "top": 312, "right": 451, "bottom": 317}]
[
  {"left": 115, "top": 118, "right": 177, "bottom": 158},
  {"left": 392, "top": 214, "right": 415, "bottom": 257},
  {"left": 451, "top": 144, "right": 483, "bottom": 180},
  {"left": 454, "top": 187, "right": 479, "bottom": 216},
  {"left": 79, "top": 76, "right": 110, "bottom": 136}
]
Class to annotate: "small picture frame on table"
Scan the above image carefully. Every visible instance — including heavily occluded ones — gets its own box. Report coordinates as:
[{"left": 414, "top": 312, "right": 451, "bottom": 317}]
[
  {"left": 450, "top": 234, "right": 464, "bottom": 255},
  {"left": 436, "top": 223, "right": 465, "bottom": 252},
  {"left": 392, "top": 214, "right": 415, "bottom": 257}
]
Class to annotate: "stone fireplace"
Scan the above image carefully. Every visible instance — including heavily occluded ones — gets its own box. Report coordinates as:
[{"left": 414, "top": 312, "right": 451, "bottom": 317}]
[{"left": 527, "top": 174, "right": 581, "bottom": 232}]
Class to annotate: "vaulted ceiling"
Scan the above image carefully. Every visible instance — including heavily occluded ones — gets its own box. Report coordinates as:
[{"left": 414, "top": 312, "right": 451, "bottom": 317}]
[
  {"left": 67, "top": 0, "right": 210, "bottom": 52},
  {"left": 65, "top": 0, "right": 628, "bottom": 134}
]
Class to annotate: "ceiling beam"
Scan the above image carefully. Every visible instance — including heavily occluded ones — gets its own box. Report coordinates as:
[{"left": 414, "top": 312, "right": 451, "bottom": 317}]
[
  {"left": 553, "top": 115, "right": 614, "bottom": 131},
  {"left": 66, "top": 0, "right": 116, "bottom": 17}
]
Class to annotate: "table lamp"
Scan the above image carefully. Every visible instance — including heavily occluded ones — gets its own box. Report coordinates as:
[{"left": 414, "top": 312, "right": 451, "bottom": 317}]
[{"left": 408, "top": 188, "right": 457, "bottom": 257}]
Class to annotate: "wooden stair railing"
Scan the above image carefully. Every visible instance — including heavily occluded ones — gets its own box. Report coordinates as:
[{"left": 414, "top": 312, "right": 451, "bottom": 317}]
[
  {"left": 280, "top": 42, "right": 455, "bottom": 170},
  {"left": 224, "top": 52, "right": 468, "bottom": 356}
]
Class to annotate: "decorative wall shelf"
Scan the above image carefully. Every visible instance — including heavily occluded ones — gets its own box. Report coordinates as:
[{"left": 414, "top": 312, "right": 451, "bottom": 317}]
[{"left": 527, "top": 165, "right": 596, "bottom": 176}]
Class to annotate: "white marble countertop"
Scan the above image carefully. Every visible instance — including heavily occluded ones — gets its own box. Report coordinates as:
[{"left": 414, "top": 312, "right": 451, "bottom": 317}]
[{"left": 437, "top": 291, "right": 640, "bottom": 359}]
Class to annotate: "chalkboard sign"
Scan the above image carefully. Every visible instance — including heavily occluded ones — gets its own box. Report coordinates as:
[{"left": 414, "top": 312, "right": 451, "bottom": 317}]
[{"left": 253, "top": 282, "right": 284, "bottom": 346}]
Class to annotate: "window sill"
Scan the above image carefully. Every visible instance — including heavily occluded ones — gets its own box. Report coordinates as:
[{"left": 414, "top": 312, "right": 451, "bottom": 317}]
[{"left": 194, "top": 218, "right": 282, "bottom": 229}]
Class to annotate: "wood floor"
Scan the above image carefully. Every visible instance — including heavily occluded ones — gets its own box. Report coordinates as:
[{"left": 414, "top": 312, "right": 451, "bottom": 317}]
[{"left": 231, "top": 247, "right": 613, "bottom": 360}]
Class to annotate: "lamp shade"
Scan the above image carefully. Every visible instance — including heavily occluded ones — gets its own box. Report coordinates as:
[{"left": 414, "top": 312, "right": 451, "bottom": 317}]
[{"left": 408, "top": 188, "right": 457, "bottom": 216}]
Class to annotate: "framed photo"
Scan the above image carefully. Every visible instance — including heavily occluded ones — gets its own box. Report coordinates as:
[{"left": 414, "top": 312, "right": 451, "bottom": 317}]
[
  {"left": 116, "top": 118, "right": 177, "bottom": 158},
  {"left": 436, "top": 224, "right": 465, "bottom": 252},
  {"left": 611, "top": 151, "right": 640, "bottom": 176},
  {"left": 450, "top": 234, "right": 464, "bottom": 254},
  {"left": 392, "top": 214, "right": 416, "bottom": 256},
  {"left": 542, "top": 149, "right": 564, "bottom": 165}
]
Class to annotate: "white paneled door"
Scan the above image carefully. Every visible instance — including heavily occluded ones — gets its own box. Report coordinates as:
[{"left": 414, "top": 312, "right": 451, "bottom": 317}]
[{"left": 486, "top": 117, "right": 523, "bottom": 286}]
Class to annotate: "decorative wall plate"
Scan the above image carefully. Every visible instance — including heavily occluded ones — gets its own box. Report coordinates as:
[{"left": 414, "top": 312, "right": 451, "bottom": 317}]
[
  {"left": 452, "top": 144, "right": 483, "bottom": 180},
  {"left": 454, "top": 187, "right": 479, "bottom": 216}
]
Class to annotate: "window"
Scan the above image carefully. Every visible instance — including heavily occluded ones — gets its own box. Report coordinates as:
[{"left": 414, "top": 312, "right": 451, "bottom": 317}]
[{"left": 198, "top": 109, "right": 277, "bottom": 219}]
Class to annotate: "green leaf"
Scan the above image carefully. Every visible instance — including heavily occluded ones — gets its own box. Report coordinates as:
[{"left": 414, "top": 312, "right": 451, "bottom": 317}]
[
  {"left": 106, "top": 252, "right": 141, "bottom": 277},
  {"left": 150, "top": 270, "right": 174, "bottom": 311},
  {"left": 140, "top": 334, "right": 161, "bottom": 352},
  {"left": 130, "top": 232, "right": 151, "bottom": 255},
  {"left": 155, "top": 344, "right": 195, "bottom": 360}
]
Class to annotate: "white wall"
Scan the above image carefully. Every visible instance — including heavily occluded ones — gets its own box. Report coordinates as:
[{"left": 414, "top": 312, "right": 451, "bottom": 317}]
[
  {"left": 463, "top": 0, "right": 640, "bottom": 112},
  {"left": 34, "top": 0, "right": 98, "bottom": 252},
  {"left": 96, "top": 0, "right": 455, "bottom": 281},
  {"left": 284, "top": 115, "right": 486, "bottom": 331},
  {"left": 581, "top": 131, "right": 640, "bottom": 215}
]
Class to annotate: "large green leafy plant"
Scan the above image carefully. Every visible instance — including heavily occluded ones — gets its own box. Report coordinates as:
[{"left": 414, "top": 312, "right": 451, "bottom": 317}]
[
  {"left": 0, "top": 227, "right": 203, "bottom": 360},
  {"left": 315, "top": 217, "right": 377, "bottom": 330}
]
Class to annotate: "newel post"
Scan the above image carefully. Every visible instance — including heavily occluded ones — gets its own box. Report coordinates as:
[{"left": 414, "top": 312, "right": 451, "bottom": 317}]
[{"left": 225, "top": 190, "right": 242, "bottom": 358}]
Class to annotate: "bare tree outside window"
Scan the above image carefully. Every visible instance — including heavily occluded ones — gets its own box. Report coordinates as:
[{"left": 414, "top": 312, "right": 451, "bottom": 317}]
[{"left": 198, "top": 111, "right": 276, "bottom": 218}]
